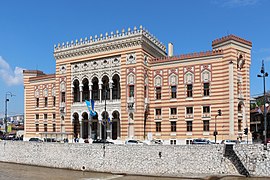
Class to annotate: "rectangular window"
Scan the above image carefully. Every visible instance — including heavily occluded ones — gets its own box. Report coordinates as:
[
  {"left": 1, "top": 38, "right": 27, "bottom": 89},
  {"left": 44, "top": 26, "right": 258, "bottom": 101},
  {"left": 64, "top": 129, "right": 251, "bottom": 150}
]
[
  {"left": 187, "top": 121, "right": 192, "bottom": 132},
  {"left": 36, "top": 98, "right": 39, "bottom": 107},
  {"left": 35, "top": 124, "right": 39, "bottom": 132},
  {"left": 61, "top": 92, "right": 65, "bottom": 102},
  {"left": 53, "top": 113, "right": 56, "bottom": 119},
  {"left": 203, "top": 120, "right": 209, "bottom": 131},
  {"left": 156, "top": 122, "right": 161, "bottom": 132},
  {"left": 170, "top": 108, "right": 177, "bottom": 115},
  {"left": 156, "top": 87, "right": 161, "bottom": 99},
  {"left": 186, "top": 107, "right": 193, "bottom": 114},
  {"left": 171, "top": 121, "right": 176, "bottom": 132},
  {"left": 171, "top": 86, "right": 177, "bottom": 98},
  {"left": 129, "top": 85, "right": 134, "bottom": 97},
  {"left": 156, "top": 109, "right": 161, "bottom": 115},
  {"left": 53, "top": 124, "right": 56, "bottom": 132},
  {"left": 203, "top": 106, "right": 210, "bottom": 113},
  {"left": 53, "top": 96, "right": 56, "bottom": 107},
  {"left": 204, "top": 83, "right": 210, "bottom": 96},
  {"left": 44, "top": 124, "right": 48, "bottom": 132},
  {"left": 35, "top": 114, "right": 39, "bottom": 120},
  {"left": 44, "top": 97, "right": 48, "bottom": 107},
  {"left": 44, "top": 114, "right": 47, "bottom": 120},
  {"left": 170, "top": 139, "right": 176, "bottom": 145},
  {"left": 187, "top": 84, "right": 193, "bottom": 97}
]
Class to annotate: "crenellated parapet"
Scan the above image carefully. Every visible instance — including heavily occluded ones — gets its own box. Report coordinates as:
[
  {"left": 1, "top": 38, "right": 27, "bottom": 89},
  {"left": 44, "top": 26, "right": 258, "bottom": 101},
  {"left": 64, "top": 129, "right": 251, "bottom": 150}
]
[
  {"left": 150, "top": 49, "right": 223, "bottom": 64},
  {"left": 54, "top": 26, "right": 166, "bottom": 60}
]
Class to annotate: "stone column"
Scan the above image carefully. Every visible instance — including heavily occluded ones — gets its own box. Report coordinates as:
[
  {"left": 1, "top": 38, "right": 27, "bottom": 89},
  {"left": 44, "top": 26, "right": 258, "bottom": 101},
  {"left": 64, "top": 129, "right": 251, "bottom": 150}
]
[
  {"left": 79, "top": 84, "right": 83, "bottom": 103},
  {"left": 98, "top": 81, "right": 103, "bottom": 103},
  {"left": 89, "top": 82, "right": 93, "bottom": 100},
  {"left": 79, "top": 116, "right": 83, "bottom": 139},
  {"left": 109, "top": 80, "right": 113, "bottom": 101}
]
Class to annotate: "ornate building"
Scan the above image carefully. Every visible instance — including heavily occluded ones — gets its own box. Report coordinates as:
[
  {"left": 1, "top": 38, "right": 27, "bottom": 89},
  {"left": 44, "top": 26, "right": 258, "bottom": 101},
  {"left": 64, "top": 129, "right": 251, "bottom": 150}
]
[{"left": 23, "top": 26, "right": 252, "bottom": 144}]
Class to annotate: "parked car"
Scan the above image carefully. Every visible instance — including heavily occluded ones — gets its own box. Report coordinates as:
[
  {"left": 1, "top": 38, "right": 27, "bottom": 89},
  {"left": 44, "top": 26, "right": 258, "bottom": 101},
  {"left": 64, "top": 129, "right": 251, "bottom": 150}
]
[
  {"left": 125, "top": 139, "right": 147, "bottom": 145},
  {"left": 220, "top": 140, "right": 238, "bottom": 145},
  {"left": 92, "top": 139, "right": 114, "bottom": 144},
  {"left": 192, "top": 138, "right": 211, "bottom": 144},
  {"left": 29, "top": 137, "right": 43, "bottom": 142}
]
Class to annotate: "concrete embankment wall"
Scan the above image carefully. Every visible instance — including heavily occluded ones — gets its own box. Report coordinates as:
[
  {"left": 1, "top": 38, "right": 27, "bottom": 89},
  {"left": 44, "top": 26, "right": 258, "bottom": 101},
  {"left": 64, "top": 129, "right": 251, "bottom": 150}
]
[
  {"left": 0, "top": 141, "right": 250, "bottom": 177},
  {"left": 234, "top": 144, "right": 270, "bottom": 177}
]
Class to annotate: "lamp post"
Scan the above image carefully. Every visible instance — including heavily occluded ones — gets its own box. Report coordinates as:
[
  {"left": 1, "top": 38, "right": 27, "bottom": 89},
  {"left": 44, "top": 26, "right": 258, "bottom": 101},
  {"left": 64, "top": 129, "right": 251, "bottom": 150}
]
[
  {"left": 257, "top": 60, "right": 268, "bottom": 145},
  {"left": 4, "top": 92, "right": 15, "bottom": 134},
  {"left": 214, "top": 109, "right": 222, "bottom": 144}
]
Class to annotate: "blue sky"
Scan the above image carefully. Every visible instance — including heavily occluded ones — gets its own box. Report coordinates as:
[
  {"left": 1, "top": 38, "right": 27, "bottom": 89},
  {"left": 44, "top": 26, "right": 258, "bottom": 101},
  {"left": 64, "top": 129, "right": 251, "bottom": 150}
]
[{"left": 0, "top": 0, "right": 270, "bottom": 118}]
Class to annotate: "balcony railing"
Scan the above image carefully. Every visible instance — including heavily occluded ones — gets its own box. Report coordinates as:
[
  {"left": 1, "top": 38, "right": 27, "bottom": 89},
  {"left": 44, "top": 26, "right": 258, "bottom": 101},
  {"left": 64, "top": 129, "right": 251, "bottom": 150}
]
[{"left": 185, "top": 114, "right": 193, "bottom": 119}]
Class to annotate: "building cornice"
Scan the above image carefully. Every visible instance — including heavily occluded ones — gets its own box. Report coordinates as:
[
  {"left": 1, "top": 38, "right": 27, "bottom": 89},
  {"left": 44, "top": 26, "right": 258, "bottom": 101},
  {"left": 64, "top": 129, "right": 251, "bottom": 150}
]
[
  {"left": 54, "top": 26, "right": 167, "bottom": 60},
  {"left": 149, "top": 49, "right": 223, "bottom": 64},
  {"left": 29, "top": 74, "right": 55, "bottom": 82},
  {"left": 212, "top": 34, "right": 252, "bottom": 47}
]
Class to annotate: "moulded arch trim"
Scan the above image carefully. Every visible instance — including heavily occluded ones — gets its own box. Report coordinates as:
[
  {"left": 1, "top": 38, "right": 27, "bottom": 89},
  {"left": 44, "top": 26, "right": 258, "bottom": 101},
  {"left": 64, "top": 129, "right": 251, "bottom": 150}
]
[
  {"left": 90, "top": 74, "right": 99, "bottom": 82},
  {"left": 72, "top": 77, "right": 80, "bottom": 84},
  {"left": 154, "top": 75, "right": 162, "bottom": 87},
  {"left": 81, "top": 75, "right": 90, "bottom": 82},
  {"left": 127, "top": 73, "right": 135, "bottom": 85},
  {"left": 201, "top": 69, "right": 211, "bottom": 82},
  {"left": 169, "top": 73, "right": 178, "bottom": 85}
]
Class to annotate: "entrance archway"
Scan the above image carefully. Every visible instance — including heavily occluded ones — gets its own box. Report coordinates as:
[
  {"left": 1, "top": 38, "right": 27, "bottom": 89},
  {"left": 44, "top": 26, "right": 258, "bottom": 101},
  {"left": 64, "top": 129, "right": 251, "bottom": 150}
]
[
  {"left": 82, "top": 112, "right": 89, "bottom": 139},
  {"left": 112, "top": 111, "right": 120, "bottom": 140},
  {"left": 73, "top": 113, "right": 80, "bottom": 138}
]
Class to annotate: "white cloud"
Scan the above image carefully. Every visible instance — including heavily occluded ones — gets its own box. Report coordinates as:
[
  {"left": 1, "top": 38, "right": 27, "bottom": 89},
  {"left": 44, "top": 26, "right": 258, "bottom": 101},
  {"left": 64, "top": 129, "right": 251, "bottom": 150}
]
[
  {"left": 214, "top": 0, "right": 259, "bottom": 7},
  {"left": 0, "top": 56, "right": 25, "bottom": 86}
]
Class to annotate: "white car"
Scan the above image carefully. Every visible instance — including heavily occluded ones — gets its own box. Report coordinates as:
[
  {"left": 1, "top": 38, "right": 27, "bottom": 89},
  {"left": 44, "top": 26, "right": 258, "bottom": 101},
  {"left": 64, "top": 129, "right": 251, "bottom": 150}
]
[
  {"left": 220, "top": 140, "right": 238, "bottom": 145},
  {"left": 125, "top": 139, "right": 146, "bottom": 145}
]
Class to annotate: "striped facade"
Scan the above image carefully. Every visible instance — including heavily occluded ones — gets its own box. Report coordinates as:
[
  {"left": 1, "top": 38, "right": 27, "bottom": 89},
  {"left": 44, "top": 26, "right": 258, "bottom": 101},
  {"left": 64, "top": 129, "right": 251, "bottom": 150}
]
[{"left": 23, "top": 27, "right": 252, "bottom": 144}]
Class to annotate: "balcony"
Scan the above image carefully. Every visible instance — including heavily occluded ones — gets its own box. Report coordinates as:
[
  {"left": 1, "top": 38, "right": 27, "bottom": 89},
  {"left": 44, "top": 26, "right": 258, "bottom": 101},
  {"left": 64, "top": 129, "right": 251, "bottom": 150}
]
[
  {"left": 202, "top": 113, "right": 210, "bottom": 119},
  {"left": 155, "top": 115, "right": 162, "bottom": 120},
  {"left": 185, "top": 114, "right": 193, "bottom": 119},
  {"left": 170, "top": 115, "right": 177, "bottom": 119}
]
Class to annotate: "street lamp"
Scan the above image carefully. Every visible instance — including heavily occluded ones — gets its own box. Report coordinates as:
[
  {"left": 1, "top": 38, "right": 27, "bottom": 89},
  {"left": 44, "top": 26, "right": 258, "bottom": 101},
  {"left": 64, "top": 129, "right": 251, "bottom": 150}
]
[
  {"left": 4, "top": 92, "right": 15, "bottom": 134},
  {"left": 257, "top": 60, "right": 268, "bottom": 145},
  {"left": 214, "top": 109, "right": 222, "bottom": 144}
]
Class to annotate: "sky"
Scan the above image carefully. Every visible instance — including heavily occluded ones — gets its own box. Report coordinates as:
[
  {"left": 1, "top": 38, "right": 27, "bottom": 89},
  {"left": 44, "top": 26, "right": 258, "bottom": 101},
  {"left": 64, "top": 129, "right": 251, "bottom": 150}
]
[{"left": 0, "top": 0, "right": 270, "bottom": 118}]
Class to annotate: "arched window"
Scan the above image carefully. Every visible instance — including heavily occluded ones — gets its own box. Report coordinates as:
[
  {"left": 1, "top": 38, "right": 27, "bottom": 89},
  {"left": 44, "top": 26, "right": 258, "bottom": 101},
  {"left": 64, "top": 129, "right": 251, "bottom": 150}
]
[
  {"left": 112, "top": 74, "right": 120, "bottom": 99},
  {"left": 82, "top": 78, "right": 89, "bottom": 101},
  {"left": 91, "top": 77, "right": 99, "bottom": 100},
  {"left": 73, "top": 79, "right": 80, "bottom": 102}
]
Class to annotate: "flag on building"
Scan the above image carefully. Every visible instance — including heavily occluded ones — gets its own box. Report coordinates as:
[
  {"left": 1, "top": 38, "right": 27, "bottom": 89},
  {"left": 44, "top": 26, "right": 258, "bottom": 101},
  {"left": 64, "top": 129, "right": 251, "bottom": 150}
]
[{"left": 85, "top": 100, "right": 97, "bottom": 117}]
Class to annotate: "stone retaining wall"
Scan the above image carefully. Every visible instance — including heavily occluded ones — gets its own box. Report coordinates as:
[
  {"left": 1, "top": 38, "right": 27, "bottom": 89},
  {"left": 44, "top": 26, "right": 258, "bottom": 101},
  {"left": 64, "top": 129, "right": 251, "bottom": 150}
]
[
  {"left": 0, "top": 141, "right": 243, "bottom": 177},
  {"left": 234, "top": 144, "right": 270, "bottom": 177}
]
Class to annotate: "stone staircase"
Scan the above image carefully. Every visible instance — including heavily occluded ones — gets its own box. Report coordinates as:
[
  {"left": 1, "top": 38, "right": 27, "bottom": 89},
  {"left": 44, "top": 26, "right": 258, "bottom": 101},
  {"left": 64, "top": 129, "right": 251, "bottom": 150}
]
[{"left": 224, "top": 144, "right": 250, "bottom": 177}]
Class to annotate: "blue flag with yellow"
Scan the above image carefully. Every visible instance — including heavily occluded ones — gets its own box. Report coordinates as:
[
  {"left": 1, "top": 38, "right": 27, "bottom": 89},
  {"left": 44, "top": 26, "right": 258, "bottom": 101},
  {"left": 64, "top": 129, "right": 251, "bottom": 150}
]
[{"left": 85, "top": 100, "right": 97, "bottom": 117}]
